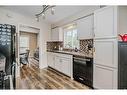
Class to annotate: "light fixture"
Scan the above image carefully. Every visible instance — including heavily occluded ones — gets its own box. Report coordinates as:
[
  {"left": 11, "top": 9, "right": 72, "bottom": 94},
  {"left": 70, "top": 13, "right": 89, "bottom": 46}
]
[
  {"left": 51, "top": 7, "right": 55, "bottom": 15},
  {"left": 35, "top": 16, "right": 39, "bottom": 22},
  {"left": 35, "top": 5, "right": 55, "bottom": 21},
  {"left": 41, "top": 13, "right": 45, "bottom": 19}
]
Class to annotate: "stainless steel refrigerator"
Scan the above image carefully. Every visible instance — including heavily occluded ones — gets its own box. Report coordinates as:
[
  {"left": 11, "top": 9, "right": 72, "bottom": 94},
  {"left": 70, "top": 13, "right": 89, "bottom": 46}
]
[
  {"left": 0, "top": 24, "right": 16, "bottom": 89},
  {"left": 118, "top": 41, "right": 127, "bottom": 89}
]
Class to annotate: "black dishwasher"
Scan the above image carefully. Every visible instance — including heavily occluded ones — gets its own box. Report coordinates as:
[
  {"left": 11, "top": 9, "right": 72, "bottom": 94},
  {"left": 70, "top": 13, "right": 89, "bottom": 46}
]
[{"left": 73, "top": 56, "right": 93, "bottom": 87}]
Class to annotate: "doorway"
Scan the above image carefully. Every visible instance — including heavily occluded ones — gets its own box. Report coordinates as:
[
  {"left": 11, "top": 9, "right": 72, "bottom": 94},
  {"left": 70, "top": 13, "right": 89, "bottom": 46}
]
[
  {"left": 16, "top": 24, "right": 40, "bottom": 79},
  {"left": 19, "top": 31, "right": 39, "bottom": 67}
]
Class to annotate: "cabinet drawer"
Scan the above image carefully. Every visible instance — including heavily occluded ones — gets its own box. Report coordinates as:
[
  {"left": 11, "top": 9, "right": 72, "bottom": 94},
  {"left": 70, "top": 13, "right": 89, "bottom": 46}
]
[{"left": 54, "top": 53, "right": 72, "bottom": 59}]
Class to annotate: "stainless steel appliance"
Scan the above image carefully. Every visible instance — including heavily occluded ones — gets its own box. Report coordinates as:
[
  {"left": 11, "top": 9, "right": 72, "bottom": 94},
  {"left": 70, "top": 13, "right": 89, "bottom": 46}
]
[
  {"left": 0, "top": 24, "right": 16, "bottom": 89},
  {"left": 118, "top": 42, "right": 127, "bottom": 89},
  {"left": 73, "top": 55, "right": 93, "bottom": 87},
  {"left": 0, "top": 54, "right": 6, "bottom": 72}
]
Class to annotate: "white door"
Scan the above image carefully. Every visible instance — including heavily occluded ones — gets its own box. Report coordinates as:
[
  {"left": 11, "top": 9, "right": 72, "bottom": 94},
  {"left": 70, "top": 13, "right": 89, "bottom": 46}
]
[
  {"left": 94, "top": 6, "right": 117, "bottom": 39},
  {"left": 93, "top": 64, "right": 117, "bottom": 89},
  {"left": 61, "top": 58, "right": 71, "bottom": 76},
  {"left": 94, "top": 39, "right": 118, "bottom": 68},
  {"left": 47, "top": 52, "right": 55, "bottom": 68},
  {"left": 77, "top": 15, "right": 94, "bottom": 39}
]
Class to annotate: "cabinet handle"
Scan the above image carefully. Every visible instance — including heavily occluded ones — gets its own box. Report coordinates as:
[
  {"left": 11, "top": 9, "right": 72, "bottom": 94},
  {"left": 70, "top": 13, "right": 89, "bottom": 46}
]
[
  {"left": 93, "top": 47, "right": 95, "bottom": 52},
  {"left": 79, "top": 77, "right": 84, "bottom": 81}
]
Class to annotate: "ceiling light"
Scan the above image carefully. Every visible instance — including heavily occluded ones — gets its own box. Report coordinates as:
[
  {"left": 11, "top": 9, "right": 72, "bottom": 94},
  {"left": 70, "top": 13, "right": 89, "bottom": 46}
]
[
  {"left": 42, "top": 13, "right": 45, "bottom": 19},
  {"left": 35, "top": 5, "right": 55, "bottom": 21},
  {"left": 35, "top": 16, "right": 39, "bottom": 22},
  {"left": 51, "top": 7, "right": 55, "bottom": 15}
]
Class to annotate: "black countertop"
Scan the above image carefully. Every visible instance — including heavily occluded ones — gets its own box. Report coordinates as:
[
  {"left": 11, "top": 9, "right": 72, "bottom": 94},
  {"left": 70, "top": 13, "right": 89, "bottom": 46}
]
[{"left": 47, "top": 50, "right": 93, "bottom": 58}]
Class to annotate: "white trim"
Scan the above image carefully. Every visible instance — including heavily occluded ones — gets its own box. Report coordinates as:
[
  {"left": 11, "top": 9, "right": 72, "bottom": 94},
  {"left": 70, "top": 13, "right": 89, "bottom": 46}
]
[
  {"left": 17, "top": 23, "right": 41, "bottom": 76},
  {"left": 9, "top": 75, "right": 13, "bottom": 89}
]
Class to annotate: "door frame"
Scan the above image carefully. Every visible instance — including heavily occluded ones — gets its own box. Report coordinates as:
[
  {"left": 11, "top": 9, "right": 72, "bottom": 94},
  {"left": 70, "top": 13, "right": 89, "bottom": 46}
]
[{"left": 17, "top": 23, "right": 41, "bottom": 77}]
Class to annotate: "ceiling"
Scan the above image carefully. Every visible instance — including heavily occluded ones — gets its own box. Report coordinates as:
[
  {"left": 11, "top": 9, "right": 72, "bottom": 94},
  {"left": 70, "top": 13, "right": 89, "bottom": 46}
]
[{"left": 1, "top": 6, "right": 97, "bottom": 24}]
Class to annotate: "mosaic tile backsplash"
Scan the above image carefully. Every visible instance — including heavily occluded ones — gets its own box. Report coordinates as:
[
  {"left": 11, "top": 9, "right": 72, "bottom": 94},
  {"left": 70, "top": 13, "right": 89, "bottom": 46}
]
[
  {"left": 79, "top": 39, "right": 93, "bottom": 55},
  {"left": 47, "top": 41, "right": 63, "bottom": 51},
  {"left": 47, "top": 39, "right": 93, "bottom": 55}
]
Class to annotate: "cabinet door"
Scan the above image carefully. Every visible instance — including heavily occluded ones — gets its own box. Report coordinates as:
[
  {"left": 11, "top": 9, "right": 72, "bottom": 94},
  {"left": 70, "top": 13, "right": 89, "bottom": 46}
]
[
  {"left": 93, "top": 64, "right": 117, "bottom": 89},
  {"left": 77, "top": 15, "right": 94, "bottom": 39},
  {"left": 61, "top": 58, "right": 71, "bottom": 76},
  {"left": 51, "top": 28, "right": 63, "bottom": 41},
  {"left": 51, "top": 28, "right": 59, "bottom": 41},
  {"left": 47, "top": 52, "right": 55, "bottom": 68},
  {"left": 94, "top": 7, "right": 117, "bottom": 38},
  {"left": 54, "top": 56, "right": 62, "bottom": 71},
  {"left": 94, "top": 39, "right": 118, "bottom": 68}
]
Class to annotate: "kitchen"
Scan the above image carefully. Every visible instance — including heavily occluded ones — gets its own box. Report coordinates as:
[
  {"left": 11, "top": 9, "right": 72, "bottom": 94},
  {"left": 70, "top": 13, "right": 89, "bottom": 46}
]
[
  {"left": 0, "top": 6, "right": 127, "bottom": 89},
  {"left": 47, "top": 6, "right": 127, "bottom": 89}
]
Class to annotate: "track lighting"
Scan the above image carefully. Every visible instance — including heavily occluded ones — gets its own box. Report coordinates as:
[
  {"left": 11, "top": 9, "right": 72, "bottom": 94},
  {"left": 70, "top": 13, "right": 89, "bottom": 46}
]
[
  {"left": 51, "top": 7, "right": 55, "bottom": 15},
  {"left": 35, "top": 5, "right": 55, "bottom": 21},
  {"left": 35, "top": 16, "right": 39, "bottom": 22},
  {"left": 42, "top": 13, "right": 45, "bottom": 19}
]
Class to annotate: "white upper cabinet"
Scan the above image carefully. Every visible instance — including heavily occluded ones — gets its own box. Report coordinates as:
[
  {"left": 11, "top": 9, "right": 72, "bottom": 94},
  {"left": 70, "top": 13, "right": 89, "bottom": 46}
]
[
  {"left": 94, "top": 6, "right": 117, "bottom": 39},
  {"left": 77, "top": 15, "right": 94, "bottom": 39},
  {"left": 51, "top": 27, "right": 63, "bottom": 41}
]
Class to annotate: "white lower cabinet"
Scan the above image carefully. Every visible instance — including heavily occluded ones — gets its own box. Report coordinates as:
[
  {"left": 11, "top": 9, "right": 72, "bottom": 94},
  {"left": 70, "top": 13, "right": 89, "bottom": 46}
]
[
  {"left": 93, "top": 39, "right": 118, "bottom": 89},
  {"left": 54, "top": 56, "right": 62, "bottom": 72},
  {"left": 61, "top": 58, "right": 71, "bottom": 76},
  {"left": 47, "top": 52, "right": 72, "bottom": 77},
  {"left": 93, "top": 64, "right": 117, "bottom": 89},
  {"left": 47, "top": 52, "right": 55, "bottom": 68}
]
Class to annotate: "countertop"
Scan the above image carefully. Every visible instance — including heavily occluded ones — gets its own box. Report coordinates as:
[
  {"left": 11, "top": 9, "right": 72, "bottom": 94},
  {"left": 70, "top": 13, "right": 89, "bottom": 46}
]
[{"left": 47, "top": 50, "right": 93, "bottom": 58}]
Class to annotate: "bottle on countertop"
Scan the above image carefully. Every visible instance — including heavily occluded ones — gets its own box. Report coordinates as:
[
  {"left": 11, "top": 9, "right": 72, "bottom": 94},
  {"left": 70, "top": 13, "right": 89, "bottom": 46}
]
[
  {"left": 74, "top": 47, "right": 78, "bottom": 52},
  {"left": 59, "top": 45, "right": 63, "bottom": 51}
]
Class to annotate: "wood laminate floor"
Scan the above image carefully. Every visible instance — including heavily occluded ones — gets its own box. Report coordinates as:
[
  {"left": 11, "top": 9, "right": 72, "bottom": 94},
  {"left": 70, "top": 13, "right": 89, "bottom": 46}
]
[{"left": 16, "top": 58, "right": 90, "bottom": 89}]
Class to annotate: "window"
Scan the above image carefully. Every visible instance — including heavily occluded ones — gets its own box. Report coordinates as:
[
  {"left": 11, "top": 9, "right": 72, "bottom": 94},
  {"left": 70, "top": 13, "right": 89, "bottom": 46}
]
[
  {"left": 20, "top": 36, "right": 29, "bottom": 53},
  {"left": 63, "top": 24, "right": 79, "bottom": 49}
]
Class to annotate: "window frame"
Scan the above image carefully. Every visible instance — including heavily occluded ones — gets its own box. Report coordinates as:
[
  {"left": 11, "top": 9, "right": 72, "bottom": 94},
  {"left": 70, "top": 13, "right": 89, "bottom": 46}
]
[
  {"left": 20, "top": 35, "right": 29, "bottom": 53},
  {"left": 63, "top": 24, "right": 79, "bottom": 49}
]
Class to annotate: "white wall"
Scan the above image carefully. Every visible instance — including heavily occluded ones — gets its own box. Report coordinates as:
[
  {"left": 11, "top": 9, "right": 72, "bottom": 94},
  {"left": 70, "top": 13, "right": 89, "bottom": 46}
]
[
  {"left": 119, "top": 6, "right": 127, "bottom": 35},
  {"left": 19, "top": 25, "right": 40, "bottom": 33},
  {"left": 0, "top": 8, "right": 51, "bottom": 74}
]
